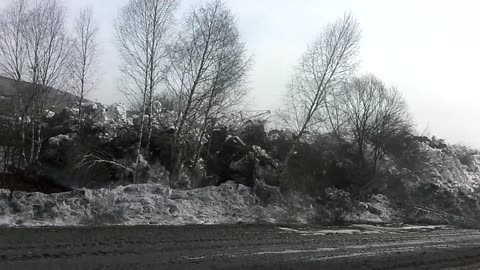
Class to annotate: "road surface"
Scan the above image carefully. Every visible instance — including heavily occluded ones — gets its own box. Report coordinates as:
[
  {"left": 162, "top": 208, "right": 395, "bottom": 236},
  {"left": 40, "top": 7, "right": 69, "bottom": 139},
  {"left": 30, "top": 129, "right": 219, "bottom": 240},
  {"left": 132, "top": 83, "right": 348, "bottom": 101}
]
[{"left": 1, "top": 224, "right": 480, "bottom": 269}]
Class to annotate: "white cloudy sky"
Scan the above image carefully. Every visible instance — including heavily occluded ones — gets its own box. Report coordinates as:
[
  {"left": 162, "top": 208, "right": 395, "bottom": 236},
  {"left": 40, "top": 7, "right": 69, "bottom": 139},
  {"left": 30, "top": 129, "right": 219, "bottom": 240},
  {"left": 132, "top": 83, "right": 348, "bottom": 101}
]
[{"left": 1, "top": 0, "right": 480, "bottom": 148}]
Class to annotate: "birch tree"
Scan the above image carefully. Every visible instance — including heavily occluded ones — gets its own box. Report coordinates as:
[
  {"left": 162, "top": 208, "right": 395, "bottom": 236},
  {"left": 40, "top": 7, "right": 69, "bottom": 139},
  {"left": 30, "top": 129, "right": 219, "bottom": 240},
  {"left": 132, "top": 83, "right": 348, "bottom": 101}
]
[
  {"left": 115, "top": 0, "right": 178, "bottom": 182},
  {"left": 72, "top": 7, "right": 97, "bottom": 125},
  {"left": 23, "top": 0, "right": 72, "bottom": 166},
  {"left": 280, "top": 13, "right": 360, "bottom": 167},
  {"left": 166, "top": 0, "right": 250, "bottom": 180},
  {"left": 0, "top": 0, "right": 28, "bottom": 168},
  {"left": 0, "top": 0, "right": 27, "bottom": 83}
]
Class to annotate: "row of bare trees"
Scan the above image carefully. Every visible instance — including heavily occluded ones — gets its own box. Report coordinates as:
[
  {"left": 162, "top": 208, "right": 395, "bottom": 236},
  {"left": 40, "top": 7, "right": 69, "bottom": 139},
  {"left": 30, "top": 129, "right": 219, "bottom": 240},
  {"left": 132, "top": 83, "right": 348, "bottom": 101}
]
[
  {"left": 115, "top": 0, "right": 251, "bottom": 183},
  {"left": 115, "top": 0, "right": 178, "bottom": 182},
  {"left": 0, "top": 0, "right": 97, "bottom": 170},
  {"left": 280, "top": 13, "right": 411, "bottom": 182},
  {"left": 0, "top": 0, "right": 410, "bottom": 188},
  {"left": 0, "top": 0, "right": 251, "bottom": 183}
]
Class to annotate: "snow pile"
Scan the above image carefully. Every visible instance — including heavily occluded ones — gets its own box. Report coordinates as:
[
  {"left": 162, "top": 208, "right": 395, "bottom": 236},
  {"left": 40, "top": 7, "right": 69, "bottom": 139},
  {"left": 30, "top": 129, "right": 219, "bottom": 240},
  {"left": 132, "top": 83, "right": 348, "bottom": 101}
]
[
  {"left": 107, "top": 102, "right": 127, "bottom": 123},
  {"left": 81, "top": 101, "right": 109, "bottom": 123},
  {"left": 380, "top": 142, "right": 480, "bottom": 225},
  {"left": 45, "top": 110, "right": 55, "bottom": 118},
  {"left": 346, "top": 194, "right": 397, "bottom": 224},
  {"left": 417, "top": 144, "right": 480, "bottom": 193},
  {"left": 397, "top": 143, "right": 480, "bottom": 195},
  {"left": 315, "top": 188, "right": 397, "bottom": 225},
  {"left": 48, "top": 133, "right": 76, "bottom": 147},
  {"left": 0, "top": 181, "right": 316, "bottom": 227}
]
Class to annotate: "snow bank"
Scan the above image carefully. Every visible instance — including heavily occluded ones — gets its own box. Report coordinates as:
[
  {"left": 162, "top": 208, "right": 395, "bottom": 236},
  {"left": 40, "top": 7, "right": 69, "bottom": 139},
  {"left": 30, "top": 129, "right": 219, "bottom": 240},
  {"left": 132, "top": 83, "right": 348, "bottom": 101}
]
[
  {"left": 346, "top": 194, "right": 397, "bottom": 224},
  {"left": 107, "top": 102, "right": 127, "bottom": 123},
  {"left": 0, "top": 181, "right": 316, "bottom": 227},
  {"left": 278, "top": 227, "right": 364, "bottom": 236},
  {"left": 395, "top": 143, "right": 480, "bottom": 195}
]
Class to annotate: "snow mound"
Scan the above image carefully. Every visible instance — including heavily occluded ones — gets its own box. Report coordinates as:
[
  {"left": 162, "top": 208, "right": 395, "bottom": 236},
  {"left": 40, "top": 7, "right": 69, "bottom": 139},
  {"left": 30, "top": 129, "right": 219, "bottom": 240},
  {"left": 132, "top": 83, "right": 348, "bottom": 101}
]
[
  {"left": 48, "top": 133, "right": 76, "bottom": 146},
  {"left": 394, "top": 143, "right": 480, "bottom": 196},
  {"left": 0, "top": 181, "right": 316, "bottom": 227},
  {"left": 417, "top": 143, "right": 480, "bottom": 194},
  {"left": 107, "top": 102, "right": 127, "bottom": 123},
  {"left": 346, "top": 194, "right": 397, "bottom": 224}
]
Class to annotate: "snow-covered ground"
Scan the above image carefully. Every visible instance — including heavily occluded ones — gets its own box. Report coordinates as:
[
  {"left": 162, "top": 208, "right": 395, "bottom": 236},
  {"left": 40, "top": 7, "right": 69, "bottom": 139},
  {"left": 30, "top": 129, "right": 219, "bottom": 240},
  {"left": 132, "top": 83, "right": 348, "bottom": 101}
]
[
  {"left": 0, "top": 181, "right": 318, "bottom": 227},
  {"left": 277, "top": 224, "right": 448, "bottom": 236},
  {"left": 393, "top": 143, "right": 480, "bottom": 196}
]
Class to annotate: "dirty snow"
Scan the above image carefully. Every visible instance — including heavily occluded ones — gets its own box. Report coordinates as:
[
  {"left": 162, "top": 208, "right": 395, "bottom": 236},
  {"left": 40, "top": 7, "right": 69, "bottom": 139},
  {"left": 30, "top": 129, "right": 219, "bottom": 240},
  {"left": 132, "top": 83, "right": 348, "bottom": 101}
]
[
  {"left": 252, "top": 248, "right": 338, "bottom": 255},
  {"left": 399, "top": 143, "right": 480, "bottom": 195},
  {"left": 352, "top": 224, "right": 448, "bottom": 233},
  {"left": 278, "top": 227, "right": 364, "bottom": 236},
  {"left": 345, "top": 193, "right": 397, "bottom": 224},
  {"left": 107, "top": 102, "right": 127, "bottom": 123},
  {"left": 277, "top": 224, "right": 449, "bottom": 236},
  {"left": 45, "top": 110, "right": 55, "bottom": 118},
  {"left": 0, "top": 181, "right": 316, "bottom": 227},
  {"left": 48, "top": 133, "right": 76, "bottom": 146}
]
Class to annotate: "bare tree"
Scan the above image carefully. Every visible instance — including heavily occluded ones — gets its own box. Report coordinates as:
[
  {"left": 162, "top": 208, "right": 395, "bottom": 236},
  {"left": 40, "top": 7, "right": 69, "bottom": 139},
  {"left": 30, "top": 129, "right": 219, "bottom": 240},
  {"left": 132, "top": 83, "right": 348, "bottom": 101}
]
[
  {"left": 279, "top": 13, "right": 361, "bottom": 168},
  {"left": 165, "top": 0, "right": 251, "bottom": 181},
  {"left": 0, "top": 0, "right": 72, "bottom": 167},
  {"left": 339, "top": 74, "right": 411, "bottom": 170},
  {"left": 0, "top": 0, "right": 28, "bottom": 168},
  {"left": 368, "top": 84, "right": 411, "bottom": 170},
  {"left": 115, "top": 0, "right": 178, "bottom": 182},
  {"left": 340, "top": 75, "right": 383, "bottom": 160},
  {"left": 0, "top": 0, "right": 27, "bottom": 83},
  {"left": 22, "top": 0, "right": 72, "bottom": 166},
  {"left": 324, "top": 86, "right": 348, "bottom": 139},
  {"left": 72, "top": 7, "right": 97, "bottom": 125}
]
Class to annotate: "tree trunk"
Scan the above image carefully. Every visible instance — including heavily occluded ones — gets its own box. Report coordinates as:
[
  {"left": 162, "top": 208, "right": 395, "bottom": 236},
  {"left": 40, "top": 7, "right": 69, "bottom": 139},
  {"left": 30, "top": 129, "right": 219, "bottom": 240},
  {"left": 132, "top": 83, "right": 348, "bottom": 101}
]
[
  {"left": 144, "top": 102, "right": 153, "bottom": 161},
  {"left": 33, "top": 124, "right": 42, "bottom": 163},
  {"left": 133, "top": 97, "right": 147, "bottom": 184}
]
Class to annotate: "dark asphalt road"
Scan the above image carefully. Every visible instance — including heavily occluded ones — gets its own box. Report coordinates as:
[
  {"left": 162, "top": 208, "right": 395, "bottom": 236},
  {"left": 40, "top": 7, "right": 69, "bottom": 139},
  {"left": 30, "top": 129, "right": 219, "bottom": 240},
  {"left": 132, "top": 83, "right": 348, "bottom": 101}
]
[{"left": 1, "top": 224, "right": 480, "bottom": 269}]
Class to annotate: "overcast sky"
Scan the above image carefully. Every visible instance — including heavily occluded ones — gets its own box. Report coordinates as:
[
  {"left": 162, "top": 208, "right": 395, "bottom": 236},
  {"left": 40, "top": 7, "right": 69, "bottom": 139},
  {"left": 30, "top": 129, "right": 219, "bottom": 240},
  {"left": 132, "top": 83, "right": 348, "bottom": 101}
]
[{"left": 1, "top": 0, "right": 479, "bottom": 148}]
